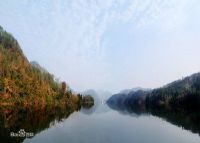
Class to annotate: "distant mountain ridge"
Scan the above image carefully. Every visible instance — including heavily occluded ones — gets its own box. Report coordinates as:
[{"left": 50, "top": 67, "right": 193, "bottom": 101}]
[
  {"left": 107, "top": 72, "right": 200, "bottom": 113},
  {"left": 82, "top": 89, "right": 112, "bottom": 100},
  {"left": 80, "top": 89, "right": 111, "bottom": 114},
  {"left": 107, "top": 72, "right": 200, "bottom": 135},
  {"left": 119, "top": 87, "right": 151, "bottom": 94},
  {"left": 30, "top": 61, "right": 48, "bottom": 73}
]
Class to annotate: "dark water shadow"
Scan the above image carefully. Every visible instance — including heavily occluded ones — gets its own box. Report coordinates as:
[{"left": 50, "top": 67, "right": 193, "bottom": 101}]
[
  {"left": 0, "top": 103, "right": 94, "bottom": 143},
  {"left": 107, "top": 101, "right": 200, "bottom": 135}
]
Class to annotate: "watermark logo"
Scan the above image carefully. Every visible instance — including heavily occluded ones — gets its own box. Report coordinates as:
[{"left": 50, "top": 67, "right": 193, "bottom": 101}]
[{"left": 10, "top": 129, "right": 34, "bottom": 138}]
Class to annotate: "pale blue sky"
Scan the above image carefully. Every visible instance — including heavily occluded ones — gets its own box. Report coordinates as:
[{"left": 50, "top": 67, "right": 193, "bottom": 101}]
[{"left": 0, "top": 0, "right": 200, "bottom": 93}]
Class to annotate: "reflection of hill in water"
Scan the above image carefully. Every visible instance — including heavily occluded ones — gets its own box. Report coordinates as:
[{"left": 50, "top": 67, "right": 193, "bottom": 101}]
[
  {"left": 149, "top": 108, "right": 200, "bottom": 135},
  {"left": 0, "top": 102, "right": 94, "bottom": 143},
  {"left": 106, "top": 100, "right": 148, "bottom": 117},
  {"left": 81, "top": 89, "right": 112, "bottom": 115},
  {"left": 81, "top": 103, "right": 110, "bottom": 115},
  {"left": 107, "top": 100, "right": 200, "bottom": 135}
]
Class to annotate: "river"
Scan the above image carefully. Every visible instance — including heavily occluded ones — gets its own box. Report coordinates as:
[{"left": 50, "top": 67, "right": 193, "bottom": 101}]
[{"left": 20, "top": 104, "right": 200, "bottom": 143}]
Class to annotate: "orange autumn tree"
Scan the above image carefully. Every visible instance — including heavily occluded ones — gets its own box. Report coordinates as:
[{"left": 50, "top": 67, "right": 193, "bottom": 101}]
[{"left": 0, "top": 26, "right": 82, "bottom": 109}]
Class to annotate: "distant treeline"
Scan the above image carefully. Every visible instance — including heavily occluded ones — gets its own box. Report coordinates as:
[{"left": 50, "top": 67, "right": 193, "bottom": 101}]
[
  {"left": 107, "top": 72, "right": 200, "bottom": 134},
  {"left": 146, "top": 73, "right": 200, "bottom": 112},
  {"left": 108, "top": 72, "right": 200, "bottom": 112}
]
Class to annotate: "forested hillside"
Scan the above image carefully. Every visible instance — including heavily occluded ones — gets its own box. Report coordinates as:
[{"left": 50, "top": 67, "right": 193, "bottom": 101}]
[
  {"left": 107, "top": 73, "right": 200, "bottom": 134},
  {"left": 107, "top": 72, "right": 200, "bottom": 112},
  {"left": 146, "top": 72, "right": 200, "bottom": 111},
  {"left": 0, "top": 26, "right": 91, "bottom": 110}
]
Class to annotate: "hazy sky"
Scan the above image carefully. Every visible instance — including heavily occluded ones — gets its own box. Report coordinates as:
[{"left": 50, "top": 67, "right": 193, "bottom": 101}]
[{"left": 0, "top": 0, "right": 200, "bottom": 93}]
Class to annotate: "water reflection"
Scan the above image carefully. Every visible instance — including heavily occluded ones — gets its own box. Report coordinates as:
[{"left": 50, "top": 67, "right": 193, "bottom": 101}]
[
  {"left": 81, "top": 100, "right": 110, "bottom": 115},
  {"left": 107, "top": 101, "right": 200, "bottom": 135},
  {"left": 23, "top": 103, "right": 200, "bottom": 143},
  {"left": 0, "top": 103, "right": 88, "bottom": 143},
  {"left": 0, "top": 100, "right": 199, "bottom": 143}
]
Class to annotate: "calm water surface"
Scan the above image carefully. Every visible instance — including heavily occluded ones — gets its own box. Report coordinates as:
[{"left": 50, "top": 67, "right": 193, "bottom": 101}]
[{"left": 23, "top": 104, "right": 200, "bottom": 143}]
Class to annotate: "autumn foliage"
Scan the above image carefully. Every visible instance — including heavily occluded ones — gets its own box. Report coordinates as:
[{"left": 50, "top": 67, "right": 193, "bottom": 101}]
[{"left": 0, "top": 26, "right": 81, "bottom": 109}]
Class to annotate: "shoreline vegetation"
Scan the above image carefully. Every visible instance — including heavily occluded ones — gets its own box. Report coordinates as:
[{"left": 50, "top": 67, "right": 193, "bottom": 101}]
[
  {"left": 107, "top": 73, "right": 200, "bottom": 135},
  {"left": 0, "top": 25, "right": 94, "bottom": 114},
  {"left": 0, "top": 26, "right": 94, "bottom": 142}
]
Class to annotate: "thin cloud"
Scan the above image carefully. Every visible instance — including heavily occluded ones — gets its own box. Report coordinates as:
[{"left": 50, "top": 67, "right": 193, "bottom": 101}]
[{"left": 0, "top": 0, "right": 192, "bottom": 92}]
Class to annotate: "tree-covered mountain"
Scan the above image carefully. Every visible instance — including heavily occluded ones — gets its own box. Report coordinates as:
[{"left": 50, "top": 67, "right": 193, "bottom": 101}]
[
  {"left": 107, "top": 72, "right": 200, "bottom": 112},
  {"left": 119, "top": 87, "right": 151, "bottom": 94},
  {"left": 107, "top": 73, "right": 200, "bottom": 134},
  {"left": 107, "top": 89, "right": 150, "bottom": 114},
  {"left": 0, "top": 26, "right": 90, "bottom": 110},
  {"left": 146, "top": 72, "right": 200, "bottom": 111}
]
